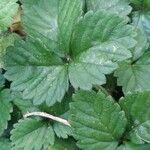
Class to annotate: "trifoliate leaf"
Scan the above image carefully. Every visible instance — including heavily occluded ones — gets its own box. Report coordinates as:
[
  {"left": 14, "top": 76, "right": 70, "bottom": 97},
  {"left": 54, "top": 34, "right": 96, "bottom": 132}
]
[
  {"left": 86, "top": 0, "right": 132, "bottom": 16},
  {"left": 69, "top": 91, "right": 127, "bottom": 150},
  {"left": 58, "top": 0, "right": 83, "bottom": 53},
  {"left": 0, "top": 89, "right": 12, "bottom": 135},
  {"left": 132, "top": 11, "right": 150, "bottom": 42},
  {"left": 4, "top": 36, "right": 69, "bottom": 106},
  {"left": 117, "top": 143, "right": 150, "bottom": 150},
  {"left": 0, "top": 34, "right": 15, "bottom": 68},
  {"left": 69, "top": 11, "right": 135, "bottom": 89},
  {"left": 0, "top": 138, "right": 11, "bottom": 150},
  {"left": 48, "top": 138, "right": 79, "bottom": 150},
  {"left": 115, "top": 52, "right": 150, "bottom": 94},
  {"left": 0, "top": 0, "right": 18, "bottom": 32},
  {"left": 11, "top": 118, "right": 55, "bottom": 150},
  {"left": 120, "top": 92, "right": 150, "bottom": 144}
]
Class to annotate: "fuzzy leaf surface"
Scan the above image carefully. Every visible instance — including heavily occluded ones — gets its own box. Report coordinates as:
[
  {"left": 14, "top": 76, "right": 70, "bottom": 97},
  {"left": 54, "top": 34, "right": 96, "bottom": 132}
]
[
  {"left": 23, "top": 0, "right": 82, "bottom": 54},
  {"left": 86, "top": 0, "right": 131, "bottom": 16},
  {"left": 69, "top": 11, "right": 135, "bottom": 89},
  {"left": 4, "top": 37, "right": 69, "bottom": 106},
  {"left": 69, "top": 91, "right": 127, "bottom": 150},
  {"left": 58, "top": 0, "right": 83, "bottom": 53},
  {"left": 11, "top": 118, "right": 55, "bottom": 150}
]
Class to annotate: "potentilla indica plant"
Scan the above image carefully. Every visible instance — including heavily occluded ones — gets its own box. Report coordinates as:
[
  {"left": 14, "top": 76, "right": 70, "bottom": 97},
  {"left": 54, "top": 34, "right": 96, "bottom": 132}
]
[{"left": 0, "top": 0, "right": 150, "bottom": 150}]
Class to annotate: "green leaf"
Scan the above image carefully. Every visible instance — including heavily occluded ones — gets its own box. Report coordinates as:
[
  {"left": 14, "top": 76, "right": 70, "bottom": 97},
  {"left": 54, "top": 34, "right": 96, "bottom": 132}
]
[
  {"left": 0, "top": 34, "right": 16, "bottom": 68},
  {"left": 69, "top": 11, "right": 135, "bottom": 89},
  {"left": 130, "top": 0, "right": 150, "bottom": 9},
  {"left": 11, "top": 118, "right": 55, "bottom": 150},
  {"left": 12, "top": 93, "right": 39, "bottom": 114},
  {"left": 132, "top": 11, "right": 150, "bottom": 42},
  {"left": 129, "top": 120, "right": 150, "bottom": 144},
  {"left": 58, "top": 0, "right": 83, "bottom": 53},
  {"left": 86, "top": 0, "right": 132, "bottom": 16},
  {"left": 0, "top": 0, "right": 18, "bottom": 32},
  {"left": 0, "top": 138, "right": 11, "bottom": 150},
  {"left": 130, "top": 29, "right": 149, "bottom": 61},
  {"left": 117, "top": 143, "right": 150, "bottom": 150},
  {"left": 69, "top": 91, "right": 127, "bottom": 150},
  {"left": 53, "top": 113, "right": 72, "bottom": 139},
  {"left": 4, "top": 37, "right": 69, "bottom": 106},
  {"left": 21, "top": 0, "right": 38, "bottom": 12},
  {"left": 71, "top": 11, "right": 135, "bottom": 57},
  {"left": 120, "top": 91, "right": 150, "bottom": 144},
  {"left": 39, "top": 93, "right": 71, "bottom": 116},
  {"left": 48, "top": 138, "right": 79, "bottom": 150},
  {"left": 0, "top": 90, "right": 12, "bottom": 135},
  {"left": 69, "top": 61, "right": 117, "bottom": 90},
  {"left": 115, "top": 52, "right": 150, "bottom": 94},
  {"left": 23, "top": 0, "right": 83, "bottom": 54},
  {"left": 23, "top": 0, "right": 58, "bottom": 41}
]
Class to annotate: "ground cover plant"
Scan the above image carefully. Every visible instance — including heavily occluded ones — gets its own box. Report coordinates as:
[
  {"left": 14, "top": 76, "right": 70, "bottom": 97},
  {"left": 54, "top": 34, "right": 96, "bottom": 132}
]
[{"left": 0, "top": 0, "right": 150, "bottom": 149}]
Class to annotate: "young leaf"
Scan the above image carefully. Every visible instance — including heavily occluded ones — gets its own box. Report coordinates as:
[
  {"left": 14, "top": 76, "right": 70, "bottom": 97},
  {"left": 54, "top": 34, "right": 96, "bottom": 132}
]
[
  {"left": 69, "top": 11, "right": 135, "bottom": 89},
  {"left": 69, "top": 91, "right": 127, "bottom": 150},
  {"left": 4, "top": 37, "right": 69, "bottom": 106},
  {"left": 120, "top": 91, "right": 150, "bottom": 144},
  {"left": 0, "top": 138, "right": 11, "bottom": 150},
  {"left": 86, "top": 0, "right": 132, "bottom": 16},
  {"left": 0, "top": 0, "right": 18, "bottom": 32},
  {"left": 0, "top": 90, "right": 12, "bottom": 135},
  {"left": 115, "top": 52, "right": 150, "bottom": 94},
  {"left": 11, "top": 118, "right": 55, "bottom": 150}
]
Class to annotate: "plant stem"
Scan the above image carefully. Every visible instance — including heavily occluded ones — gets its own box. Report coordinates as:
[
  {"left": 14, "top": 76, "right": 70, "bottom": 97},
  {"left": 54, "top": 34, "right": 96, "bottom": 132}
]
[{"left": 24, "top": 112, "right": 71, "bottom": 127}]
